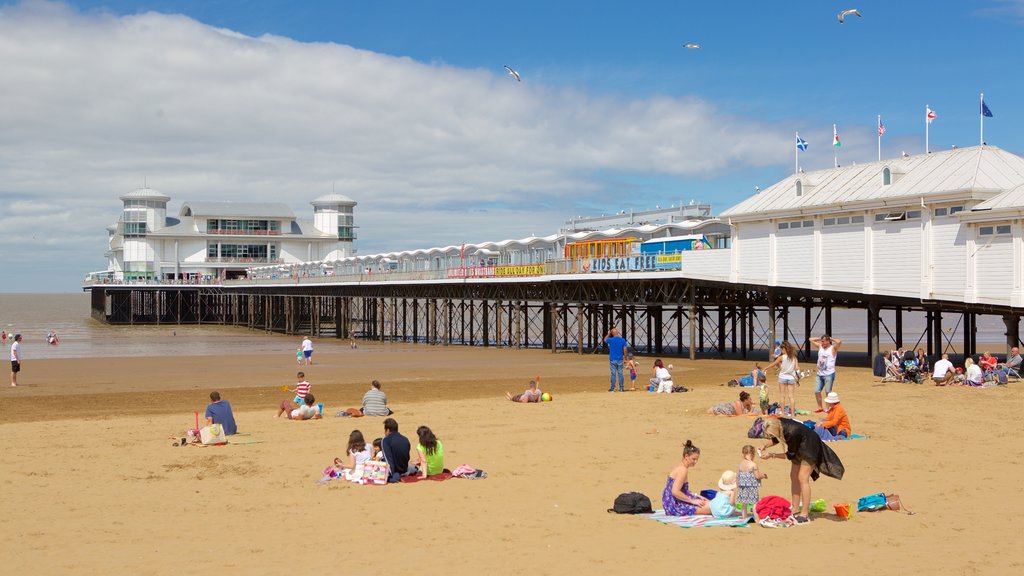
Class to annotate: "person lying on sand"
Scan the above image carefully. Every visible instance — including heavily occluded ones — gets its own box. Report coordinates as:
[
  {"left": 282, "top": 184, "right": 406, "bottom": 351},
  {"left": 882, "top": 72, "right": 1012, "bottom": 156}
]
[
  {"left": 280, "top": 394, "right": 322, "bottom": 420},
  {"left": 707, "top": 391, "right": 756, "bottom": 416},
  {"left": 506, "top": 379, "right": 542, "bottom": 403}
]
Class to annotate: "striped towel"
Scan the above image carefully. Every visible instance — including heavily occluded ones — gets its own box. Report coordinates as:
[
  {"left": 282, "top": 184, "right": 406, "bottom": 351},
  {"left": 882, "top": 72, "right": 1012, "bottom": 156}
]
[{"left": 644, "top": 510, "right": 753, "bottom": 528}]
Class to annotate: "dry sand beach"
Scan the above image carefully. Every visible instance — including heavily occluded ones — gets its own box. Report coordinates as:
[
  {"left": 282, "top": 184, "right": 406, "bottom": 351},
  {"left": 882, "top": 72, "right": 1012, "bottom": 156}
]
[{"left": 1, "top": 342, "right": 1021, "bottom": 575}]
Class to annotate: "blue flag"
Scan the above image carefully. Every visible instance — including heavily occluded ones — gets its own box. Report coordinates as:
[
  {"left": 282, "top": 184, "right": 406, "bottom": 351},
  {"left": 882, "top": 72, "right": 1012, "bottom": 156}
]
[
  {"left": 796, "top": 135, "right": 808, "bottom": 151},
  {"left": 982, "top": 98, "right": 993, "bottom": 118}
]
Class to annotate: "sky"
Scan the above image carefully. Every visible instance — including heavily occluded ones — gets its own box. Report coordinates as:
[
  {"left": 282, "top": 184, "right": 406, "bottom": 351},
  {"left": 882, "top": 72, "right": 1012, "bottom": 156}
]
[{"left": 1, "top": 0, "right": 1022, "bottom": 291}]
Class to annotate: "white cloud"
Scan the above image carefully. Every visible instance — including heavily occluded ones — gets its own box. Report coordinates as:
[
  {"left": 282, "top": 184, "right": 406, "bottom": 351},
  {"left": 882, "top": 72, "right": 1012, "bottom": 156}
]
[
  {"left": 0, "top": 1, "right": 794, "bottom": 289},
  {"left": 977, "top": 0, "right": 1024, "bottom": 23}
]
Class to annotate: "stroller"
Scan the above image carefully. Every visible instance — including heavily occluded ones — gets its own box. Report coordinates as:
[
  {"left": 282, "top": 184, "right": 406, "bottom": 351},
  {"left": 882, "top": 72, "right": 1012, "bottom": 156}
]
[{"left": 902, "top": 350, "right": 922, "bottom": 383}]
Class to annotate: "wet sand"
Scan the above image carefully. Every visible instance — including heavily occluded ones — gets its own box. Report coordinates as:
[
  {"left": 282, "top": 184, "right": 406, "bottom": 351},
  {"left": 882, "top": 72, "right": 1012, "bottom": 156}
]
[{"left": 1, "top": 343, "right": 1021, "bottom": 575}]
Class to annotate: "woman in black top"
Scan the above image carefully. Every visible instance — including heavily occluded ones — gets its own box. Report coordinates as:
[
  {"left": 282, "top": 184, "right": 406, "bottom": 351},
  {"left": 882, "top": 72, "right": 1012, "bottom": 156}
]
[{"left": 760, "top": 418, "right": 845, "bottom": 523}]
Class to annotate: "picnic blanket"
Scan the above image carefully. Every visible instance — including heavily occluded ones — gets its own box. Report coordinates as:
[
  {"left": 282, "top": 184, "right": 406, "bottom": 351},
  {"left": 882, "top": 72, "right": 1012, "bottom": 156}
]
[
  {"left": 644, "top": 510, "right": 753, "bottom": 528},
  {"left": 400, "top": 472, "right": 453, "bottom": 483},
  {"left": 825, "top": 433, "right": 867, "bottom": 442}
]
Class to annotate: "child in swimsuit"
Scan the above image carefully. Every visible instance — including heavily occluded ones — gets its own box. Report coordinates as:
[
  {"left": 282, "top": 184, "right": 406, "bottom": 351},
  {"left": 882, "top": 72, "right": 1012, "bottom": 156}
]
[{"left": 737, "top": 445, "right": 767, "bottom": 519}]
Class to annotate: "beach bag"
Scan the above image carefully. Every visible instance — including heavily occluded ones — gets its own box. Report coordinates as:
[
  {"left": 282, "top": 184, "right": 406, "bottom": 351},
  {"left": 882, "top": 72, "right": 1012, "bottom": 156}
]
[
  {"left": 199, "top": 424, "right": 227, "bottom": 445},
  {"left": 363, "top": 461, "right": 389, "bottom": 485},
  {"left": 747, "top": 417, "right": 765, "bottom": 439},
  {"left": 857, "top": 492, "right": 888, "bottom": 512},
  {"left": 607, "top": 492, "right": 653, "bottom": 514}
]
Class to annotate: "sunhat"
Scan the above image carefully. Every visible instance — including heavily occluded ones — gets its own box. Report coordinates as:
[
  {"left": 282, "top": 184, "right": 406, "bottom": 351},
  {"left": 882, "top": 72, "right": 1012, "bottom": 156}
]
[
  {"left": 774, "top": 341, "right": 781, "bottom": 346},
  {"left": 824, "top": 392, "right": 841, "bottom": 404},
  {"left": 718, "top": 470, "right": 738, "bottom": 491}
]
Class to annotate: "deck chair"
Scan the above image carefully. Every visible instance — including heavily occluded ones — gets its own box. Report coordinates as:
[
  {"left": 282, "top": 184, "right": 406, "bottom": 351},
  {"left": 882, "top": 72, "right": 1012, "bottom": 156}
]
[
  {"left": 1001, "top": 364, "right": 1021, "bottom": 381},
  {"left": 881, "top": 357, "right": 903, "bottom": 382}
]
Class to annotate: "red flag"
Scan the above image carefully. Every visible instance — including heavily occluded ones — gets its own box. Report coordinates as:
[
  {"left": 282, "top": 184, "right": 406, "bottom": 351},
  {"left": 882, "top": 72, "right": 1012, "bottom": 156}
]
[{"left": 926, "top": 107, "right": 936, "bottom": 123}]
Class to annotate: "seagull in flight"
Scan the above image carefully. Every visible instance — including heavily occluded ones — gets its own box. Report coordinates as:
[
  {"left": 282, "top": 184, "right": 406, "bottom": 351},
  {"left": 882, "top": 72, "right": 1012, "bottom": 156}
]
[
  {"left": 682, "top": 43, "right": 701, "bottom": 49},
  {"left": 503, "top": 65, "right": 521, "bottom": 82},
  {"left": 837, "top": 9, "right": 861, "bottom": 23}
]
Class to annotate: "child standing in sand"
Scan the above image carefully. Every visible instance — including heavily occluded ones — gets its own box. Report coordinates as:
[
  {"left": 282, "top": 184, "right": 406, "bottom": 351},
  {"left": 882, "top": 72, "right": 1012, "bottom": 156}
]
[
  {"left": 626, "top": 353, "right": 638, "bottom": 391},
  {"left": 295, "top": 347, "right": 303, "bottom": 364},
  {"left": 276, "top": 372, "right": 311, "bottom": 416},
  {"left": 737, "top": 445, "right": 767, "bottom": 518}
]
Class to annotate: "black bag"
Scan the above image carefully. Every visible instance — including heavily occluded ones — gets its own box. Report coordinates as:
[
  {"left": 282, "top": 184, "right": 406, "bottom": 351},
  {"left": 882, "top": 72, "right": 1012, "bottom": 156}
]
[
  {"left": 747, "top": 416, "right": 765, "bottom": 438},
  {"left": 607, "top": 492, "right": 653, "bottom": 514}
]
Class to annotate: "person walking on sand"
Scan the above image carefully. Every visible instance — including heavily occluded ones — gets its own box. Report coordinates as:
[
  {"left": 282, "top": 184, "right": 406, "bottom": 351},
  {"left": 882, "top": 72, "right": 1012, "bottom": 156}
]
[
  {"left": 604, "top": 327, "right": 629, "bottom": 392},
  {"left": 10, "top": 333, "right": 21, "bottom": 387},
  {"left": 301, "top": 336, "right": 314, "bottom": 365},
  {"left": 809, "top": 335, "right": 842, "bottom": 413}
]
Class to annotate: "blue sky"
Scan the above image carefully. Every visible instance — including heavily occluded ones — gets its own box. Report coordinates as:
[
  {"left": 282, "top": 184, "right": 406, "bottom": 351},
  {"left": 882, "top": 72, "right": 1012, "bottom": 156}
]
[{"left": 1, "top": 0, "right": 1022, "bottom": 290}]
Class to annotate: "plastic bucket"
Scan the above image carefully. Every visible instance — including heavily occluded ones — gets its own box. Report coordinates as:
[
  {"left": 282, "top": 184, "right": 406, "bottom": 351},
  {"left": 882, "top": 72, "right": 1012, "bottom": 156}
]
[{"left": 834, "top": 503, "right": 852, "bottom": 519}]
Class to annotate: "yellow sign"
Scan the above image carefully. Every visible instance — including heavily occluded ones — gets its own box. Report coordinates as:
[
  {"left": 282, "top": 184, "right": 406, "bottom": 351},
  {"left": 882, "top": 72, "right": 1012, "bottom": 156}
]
[
  {"left": 657, "top": 254, "right": 682, "bottom": 264},
  {"left": 494, "top": 264, "right": 545, "bottom": 276}
]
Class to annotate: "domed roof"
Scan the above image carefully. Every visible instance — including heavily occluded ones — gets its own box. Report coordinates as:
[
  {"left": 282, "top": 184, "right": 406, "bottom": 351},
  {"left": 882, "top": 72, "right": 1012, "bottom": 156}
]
[
  {"left": 311, "top": 193, "right": 357, "bottom": 207},
  {"left": 119, "top": 187, "right": 170, "bottom": 202}
]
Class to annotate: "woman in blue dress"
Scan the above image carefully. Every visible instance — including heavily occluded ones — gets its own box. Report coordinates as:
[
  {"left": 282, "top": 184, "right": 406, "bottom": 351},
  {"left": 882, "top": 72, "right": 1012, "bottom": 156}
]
[{"left": 662, "top": 439, "right": 711, "bottom": 516}]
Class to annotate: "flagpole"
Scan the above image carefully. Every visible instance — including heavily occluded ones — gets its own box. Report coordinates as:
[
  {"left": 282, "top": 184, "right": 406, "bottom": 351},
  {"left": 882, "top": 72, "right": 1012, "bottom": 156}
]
[
  {"left": 833, "top": 124, "right": 838, "bottom": 168},
  {"left": 877, "top": 115, "right": 881, "bottom": 162},
  {"left": 980, "top": 92, "right": 984, "bottom": 146},
  {"left": 925, "top": 104, "right": 930, "bottom": 154},
  {"left": 795, "top": 131, "right": 799, "bottom": 174}
]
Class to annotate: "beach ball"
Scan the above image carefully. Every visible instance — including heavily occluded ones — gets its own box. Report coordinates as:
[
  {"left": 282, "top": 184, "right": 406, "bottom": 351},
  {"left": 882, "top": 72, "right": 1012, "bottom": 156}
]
[{"left": 540, "top": 392, "right": 552, "bottom": 402}]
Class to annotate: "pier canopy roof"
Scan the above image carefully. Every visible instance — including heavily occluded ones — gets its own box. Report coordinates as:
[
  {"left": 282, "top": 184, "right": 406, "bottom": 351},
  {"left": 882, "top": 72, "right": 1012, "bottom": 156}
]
[
  {"left": 119, "top": 187, "right": 170, "bottom": 202},
  {"left": 721, "top": 145, "right": 1024, "bottom": 221},
  {"left": 180, "top": 201, "right": 295, "bottom": 220},
  {"left": 330, "top": 220, "right": 727, "bottom": 264}
]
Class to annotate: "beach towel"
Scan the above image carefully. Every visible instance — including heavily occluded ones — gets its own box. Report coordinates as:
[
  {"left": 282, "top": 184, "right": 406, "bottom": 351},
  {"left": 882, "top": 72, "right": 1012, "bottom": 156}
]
[
  {"left": 755, "top": 496, "right": 793, "bottom": 521},
  {"left": 828, "top": 433, "right": 867, "bottom": 441},
  {"left": 399, "top": 472, "right": 453, "bottom": 483},
  {"left": 644, "top": 510, "right": 753, "bottom": 528}
]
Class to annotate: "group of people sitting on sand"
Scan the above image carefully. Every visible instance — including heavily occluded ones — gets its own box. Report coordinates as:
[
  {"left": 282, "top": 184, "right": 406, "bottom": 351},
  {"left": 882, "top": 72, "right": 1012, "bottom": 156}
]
[
  {"left": 885, "top": 348, "right": 1020, "bottom": 386},
  {"left": 326, "top": 418, "right": 447, "bottom": 482},
  {"left": 272, "top": 373, "right": 394, "bottom": 420},
  {"left": 664, "top": 417, "right": 846, "bottom": 524}
]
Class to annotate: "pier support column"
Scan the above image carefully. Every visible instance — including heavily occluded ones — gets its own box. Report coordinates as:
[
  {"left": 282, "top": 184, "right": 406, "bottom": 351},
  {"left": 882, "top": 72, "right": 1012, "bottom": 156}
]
[
  {"left": 545, "top": 303, "right": 555, "bottom": 352},
  {"left": 740, "top": 305, "right": 748, "bottom": 360},
  {"left": 804, "top": 306, "right": 812, "bottom": 357},
  {"left": 650, "top": 305, "right": 663, "bottom": 354},
  {"left": 964, "top": 312, "right": 976, "bottom": 358},
  {"left": 688, "top": 286, "right": 697, "bottom": 361},
  {"left": 895, "top": 306, "right": 903, "bottom": 349},
  {"left": 482, "top": 300, "right": 490, "bottom": 347},
  {"left": 867, "top": 302, "right": 880, "bottom": 362},
  {"left": 717, "top": 307, "right": 726, "bottom": 357},
  {"left": 576, "top": 304, "right": 584, "bottom": 354},
  {"left": 933, "top": 309, "right": 943, "bottom": 355},
  {"left": 1004, "top": 314, "right": 1020, "bottom": 357},
  {"left": 926, "top": 310, "right": 933, "bottom": 356},
  {"left": 768, "top": 296, "right": 777, "bottom": 360}
]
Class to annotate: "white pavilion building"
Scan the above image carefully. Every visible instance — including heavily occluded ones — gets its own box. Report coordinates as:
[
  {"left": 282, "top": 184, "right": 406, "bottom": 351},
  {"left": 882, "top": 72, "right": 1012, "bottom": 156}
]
[
  {"left": 721, "top": 145, "right": 1024, "bottom": 308},
  {"left": 97, "top": 188, "right": 357, "bottom": 281}
]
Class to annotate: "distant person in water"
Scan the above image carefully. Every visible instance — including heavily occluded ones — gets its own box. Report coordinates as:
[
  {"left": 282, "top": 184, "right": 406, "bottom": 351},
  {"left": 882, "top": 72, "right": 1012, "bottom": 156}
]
[
  {"left": 301, "top": 337, "right": 314, "bottom": 365},
  {"left": 10, "top": 334, "right": 22, "bottom": 387}
]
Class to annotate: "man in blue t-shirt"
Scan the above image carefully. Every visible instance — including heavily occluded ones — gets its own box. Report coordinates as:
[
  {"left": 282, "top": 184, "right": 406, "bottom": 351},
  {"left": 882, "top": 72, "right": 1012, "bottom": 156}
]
[
  {"left": 604, "top": 328, "right": 630, "bottom": 392},
  {"left": 204, "top": 391, "right": 238, "bottom": 435}
]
